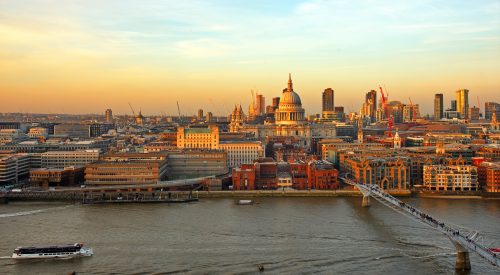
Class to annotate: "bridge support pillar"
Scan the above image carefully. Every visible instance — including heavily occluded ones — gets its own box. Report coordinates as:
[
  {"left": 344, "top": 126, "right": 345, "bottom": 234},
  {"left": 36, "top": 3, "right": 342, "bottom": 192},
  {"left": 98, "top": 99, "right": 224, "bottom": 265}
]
[
  {"left": 455, "top": 251, "right": 471, "bottom": 271},
  {"left": 362, "top": 195, "right": 370, "bottom": 207}
]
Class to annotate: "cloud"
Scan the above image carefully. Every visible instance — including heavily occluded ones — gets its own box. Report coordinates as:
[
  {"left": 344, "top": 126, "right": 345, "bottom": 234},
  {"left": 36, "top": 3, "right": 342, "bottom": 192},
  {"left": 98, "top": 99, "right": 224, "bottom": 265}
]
[
  {"left": 174, "top": 38, "right": 233, "bottom": 58},
  {"left": 295, "top": 2, "right": 321, "bottom": 14}
]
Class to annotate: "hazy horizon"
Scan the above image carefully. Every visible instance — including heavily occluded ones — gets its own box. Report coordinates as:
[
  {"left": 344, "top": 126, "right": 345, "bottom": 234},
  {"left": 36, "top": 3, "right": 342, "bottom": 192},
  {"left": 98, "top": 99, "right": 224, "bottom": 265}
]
[{"left": 1, "top": 0, "right": 499, "bottom": 116}]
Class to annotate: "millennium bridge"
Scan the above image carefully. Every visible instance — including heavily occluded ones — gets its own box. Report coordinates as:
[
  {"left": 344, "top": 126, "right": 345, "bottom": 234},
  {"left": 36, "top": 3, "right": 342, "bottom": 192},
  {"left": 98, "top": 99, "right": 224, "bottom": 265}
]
[{"left": 341, "top": 177, "right": 499, "bottom": 271}]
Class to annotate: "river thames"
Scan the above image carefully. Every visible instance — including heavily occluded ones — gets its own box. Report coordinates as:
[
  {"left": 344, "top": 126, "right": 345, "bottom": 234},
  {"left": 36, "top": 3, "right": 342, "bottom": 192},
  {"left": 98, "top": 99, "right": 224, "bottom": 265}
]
[{"left": 0, "top": 197, "right": 499, "bottom": 274}]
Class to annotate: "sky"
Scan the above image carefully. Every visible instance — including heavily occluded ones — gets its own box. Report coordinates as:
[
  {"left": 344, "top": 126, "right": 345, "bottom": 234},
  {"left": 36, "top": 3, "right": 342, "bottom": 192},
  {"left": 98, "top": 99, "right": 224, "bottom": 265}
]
[{"left": 0, "top": 0, "right": 499, "bottom": 116}]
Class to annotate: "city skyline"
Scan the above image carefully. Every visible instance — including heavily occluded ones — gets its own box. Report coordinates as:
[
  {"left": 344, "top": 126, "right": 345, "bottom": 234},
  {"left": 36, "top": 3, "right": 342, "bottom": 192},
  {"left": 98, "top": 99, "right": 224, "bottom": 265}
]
[
  {"left": 1, "top": 0, "right": 499, "bottom": 115},
  {"left": 2, "top": 1, "right": 500, "bottom": 274}
]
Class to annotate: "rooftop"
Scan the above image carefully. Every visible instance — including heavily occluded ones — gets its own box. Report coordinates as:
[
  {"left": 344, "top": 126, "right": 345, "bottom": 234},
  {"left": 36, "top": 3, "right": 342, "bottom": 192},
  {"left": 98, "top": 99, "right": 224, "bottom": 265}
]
[{"left": 184, "top": 128, "right": 211, "bottom": 134}]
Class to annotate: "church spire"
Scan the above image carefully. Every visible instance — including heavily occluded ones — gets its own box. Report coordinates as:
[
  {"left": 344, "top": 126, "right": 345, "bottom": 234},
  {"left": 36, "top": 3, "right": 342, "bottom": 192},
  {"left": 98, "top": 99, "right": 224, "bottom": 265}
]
[{"left": 287, "top": 73, "right": 293, "bottom": 91}]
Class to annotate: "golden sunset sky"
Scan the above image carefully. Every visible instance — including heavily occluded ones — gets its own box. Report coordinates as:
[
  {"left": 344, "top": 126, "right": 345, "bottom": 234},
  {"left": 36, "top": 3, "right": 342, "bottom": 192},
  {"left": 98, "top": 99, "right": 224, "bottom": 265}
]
[{"left": 1, "top": 1, "right": 499, "bottom": 116}]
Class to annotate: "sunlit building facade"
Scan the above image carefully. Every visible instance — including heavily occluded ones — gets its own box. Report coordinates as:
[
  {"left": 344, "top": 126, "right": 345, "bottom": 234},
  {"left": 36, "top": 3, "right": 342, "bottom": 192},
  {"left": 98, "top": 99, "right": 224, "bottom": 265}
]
[
  {"left": 177, "top": 125, "right": 219, "bottom": 149},
  {"left": 423, "top": 165, "right": 478, "bottom": 191}
]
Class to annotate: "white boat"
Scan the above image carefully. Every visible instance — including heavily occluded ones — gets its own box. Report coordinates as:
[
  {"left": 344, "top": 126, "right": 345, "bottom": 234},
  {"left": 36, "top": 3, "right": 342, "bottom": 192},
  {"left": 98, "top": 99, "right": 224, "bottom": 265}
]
[
  {"left": 12, "top": 243, "right": 93, "bottom": 259},
  {"left": 237, "top": 199, "right": 254, "bottom": 205}
]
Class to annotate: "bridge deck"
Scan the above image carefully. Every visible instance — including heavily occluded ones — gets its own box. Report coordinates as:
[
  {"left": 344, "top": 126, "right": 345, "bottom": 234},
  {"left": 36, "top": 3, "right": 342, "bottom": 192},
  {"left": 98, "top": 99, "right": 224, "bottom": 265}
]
[{"left": 341, "top": 177, "right": 499, "bottom": 268}]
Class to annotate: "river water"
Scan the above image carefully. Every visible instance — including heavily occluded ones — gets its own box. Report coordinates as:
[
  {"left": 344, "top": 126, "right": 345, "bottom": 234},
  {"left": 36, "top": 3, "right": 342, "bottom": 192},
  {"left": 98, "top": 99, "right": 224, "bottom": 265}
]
[{"left": 0, "top": 197, "right": 499, "bottom": 274}]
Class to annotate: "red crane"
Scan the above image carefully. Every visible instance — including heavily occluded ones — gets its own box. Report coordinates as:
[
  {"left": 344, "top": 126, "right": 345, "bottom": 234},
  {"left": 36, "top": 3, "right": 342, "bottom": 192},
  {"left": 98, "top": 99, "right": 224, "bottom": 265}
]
[{"left": 379, "top": 86, "right": 393, "bottom": 137}]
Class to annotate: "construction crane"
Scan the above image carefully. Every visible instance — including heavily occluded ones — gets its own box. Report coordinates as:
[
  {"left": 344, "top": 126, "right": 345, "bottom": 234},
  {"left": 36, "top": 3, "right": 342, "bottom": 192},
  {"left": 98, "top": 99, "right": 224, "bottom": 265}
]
[
  {"left": 128, "top": 102, "right": 136, "bottom": 117},
  {"left": 379, "top": 86, "right": 394, "bottom": 137},
  {"left": 176, "top": 101, "right": 182, "bottom": 123},
  {"left": 477, "top": 96, "right": 482, "bottom": 117},
  {"left": 250, "top": 89, "right": 255, "bottom": 109},
  {"left": 408, "top": 97, "right": 417, "bottom": 122}
]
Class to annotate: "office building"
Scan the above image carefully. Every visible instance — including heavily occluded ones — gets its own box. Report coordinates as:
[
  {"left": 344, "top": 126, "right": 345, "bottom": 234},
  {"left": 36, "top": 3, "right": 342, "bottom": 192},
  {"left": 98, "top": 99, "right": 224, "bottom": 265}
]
[
  {"left": 167, "top": 150, "right": 228, "bottom": 179},
  {"left": 485, "top": 102, "right": 499, "bottom": 120},
  {"left": 40, "top": 150, "right": 100, "bottom": 169},
  {"left": 402, "top": 104, "right": 420, "bottom": 122},
  {"left": 206, "top": 112, "right": 213, "bottom": 122},
  {"left": 451, "top": 100, "right": 457, "bottom": 111},
  {"left": 469, "top": 106, "right": 480, "bottom": 121},
  {"left": 322, "top": 88, "right": 335, "bottom": 113},
  {"left": 0, "top": 129, "right": 27, "bottom": 144},
  {"left": 30, "top": 166, "right": 85, "bottom": 188},
  {"left": 434, "top": 93, "right": 444, "bottom": 121},
  {"left": 54, "top": 124, "right": 90, "bottom": 138},
  {"left": 219, "top": 141, "right": 264, "bottom": 168},
  {"left": 0, "top": 122, "right": 21, "bottom": 130},
  {"left": 89, "top": 123, "right": 114, "bottom": 137},
  {"left": 0, "top": 153, "right": 31, "bottom": 184},
  {"left": 256, "top": 94, "right": 265, "bottom": 115},
  {"left": 363, "top": 90, "right": 377, "bottom": 123},
  {"left": 85, "top": 160, "right": 168, "bottom": 186},
  {"left": 456, "top": 89, "right": 469, "bottom": 119},
  {"left": 272, "top": 97, "right": 280, "bottom": 108},
  {"left": 28, "top": 127, "right": 48, "bottom": 138},
  {"left": 105, "top": 109, "right": 113, "bottom": 123},
  {"left": 177, "top": 125, "right": 219, "bottom": 149},
  {"left": 85, "top": 153, "right": 168, "bottom": 186}
]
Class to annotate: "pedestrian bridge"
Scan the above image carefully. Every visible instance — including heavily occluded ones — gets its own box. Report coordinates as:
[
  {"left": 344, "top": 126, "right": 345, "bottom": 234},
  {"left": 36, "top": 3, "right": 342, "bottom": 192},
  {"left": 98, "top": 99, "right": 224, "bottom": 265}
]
[{"left": 341, "top": 177, "right": 499, "bottom": 271}]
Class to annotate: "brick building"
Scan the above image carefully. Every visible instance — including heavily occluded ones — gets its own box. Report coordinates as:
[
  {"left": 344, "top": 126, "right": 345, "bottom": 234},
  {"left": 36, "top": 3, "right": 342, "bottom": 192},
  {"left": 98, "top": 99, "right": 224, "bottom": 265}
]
[
  {"left": 232, "top": 158, "right": 338, "bottom": 190},
  {"left": 30, "top": 166, "right": 85, "bottom": 188},
  {"left": 477, "top": 162, "right": 500, "bottom": 192},
  {"left": 342, "top": 156, "right": 410, "bottom": 190}
]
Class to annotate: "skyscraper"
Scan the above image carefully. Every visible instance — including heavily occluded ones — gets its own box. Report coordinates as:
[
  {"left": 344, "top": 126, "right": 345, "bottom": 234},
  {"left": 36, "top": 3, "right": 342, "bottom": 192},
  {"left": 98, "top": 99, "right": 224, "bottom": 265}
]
[
  {"left": 198, "top": 109, "right": 204, "bottom": 120},
  {"left": 469, "top": 106, "right": 480, "bottom": 121},
  {"left": 206, "top": 112, "right": 213, "bottom": 122},
  {"left": 272, "top": 97, "right": 280, "bottom": 108},
  {"left": 485, "top": 102, "right": 500, "bottom": 120},
  {"left": 255, "top": 94, "right": 265, "bottom": 115},
  {"left": 451, "top": 100, "right": 457, "bottom": 111},
  {"left": 434, "top": 94, "right": 443, "bottom": 121},
  {"left": 322, "top": 88, "right": 335, "bottom": 113},
  {"left": 456, "top": 89, "right": 469, "bottom": 119},
  {"left": 364, "top": 90, "right": 377, "bottom": 123},
  {"left": 105, "top": 109, "right": 113, "bottom": 123}
]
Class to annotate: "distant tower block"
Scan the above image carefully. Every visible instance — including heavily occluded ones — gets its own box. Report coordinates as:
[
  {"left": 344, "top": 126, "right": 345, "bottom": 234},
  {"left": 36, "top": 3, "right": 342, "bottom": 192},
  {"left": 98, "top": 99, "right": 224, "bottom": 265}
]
[
  {"left": 105, "top": 109, "right": 113, "bottom": 123},
  {"left": 434, "top": 93, "right": 444, "bottom": 121},
  {"left": 198, "top": 109, "right": 204, "bottom": 121},
  {"left": 456, "top": 89, "right": 469, "bottom": 119},
  {"left": 206, "top": 112, "right": 213, "bottom": 123}
]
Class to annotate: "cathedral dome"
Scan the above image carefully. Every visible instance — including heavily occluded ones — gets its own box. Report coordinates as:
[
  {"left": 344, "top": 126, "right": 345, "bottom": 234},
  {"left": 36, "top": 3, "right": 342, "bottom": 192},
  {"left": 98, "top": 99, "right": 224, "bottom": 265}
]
[
  {"left": 275, "top": 74, "right": 305, "bottom": 125},
  {"left": 280, "top": 90, "right": 302, "bottom": 106}
]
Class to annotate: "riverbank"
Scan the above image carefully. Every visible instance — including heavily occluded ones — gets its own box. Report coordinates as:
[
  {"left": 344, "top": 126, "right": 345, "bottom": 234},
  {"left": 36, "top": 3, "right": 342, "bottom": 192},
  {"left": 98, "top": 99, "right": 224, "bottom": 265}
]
[
  {"left": 5, "top": 189, "right": 500, "bottom": 202},
  {"left": 416, "top": 191, "right": 500, "bottom": 199},
  {"left": 196, "top": 189, "right": 412, "bottom": 198}
]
